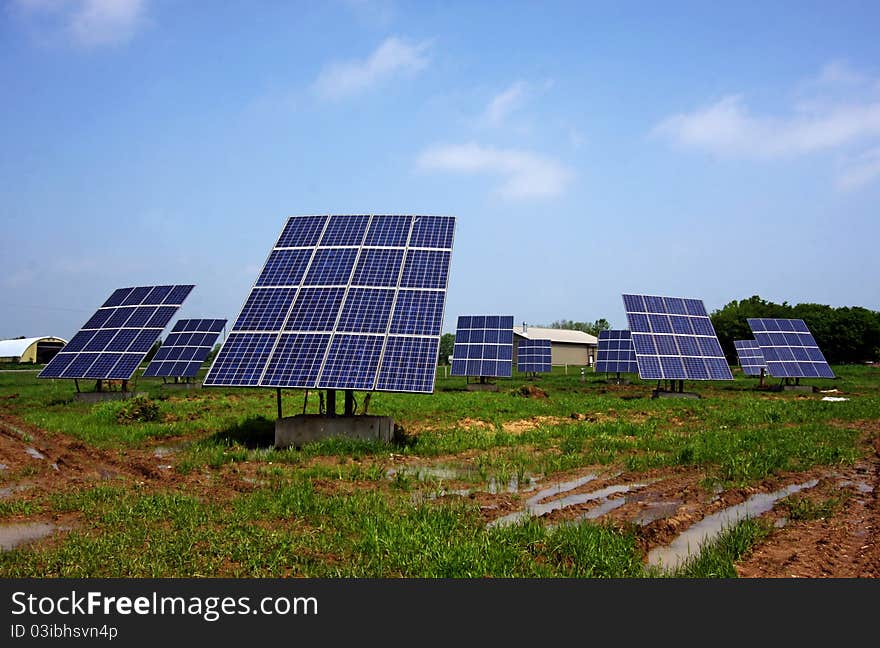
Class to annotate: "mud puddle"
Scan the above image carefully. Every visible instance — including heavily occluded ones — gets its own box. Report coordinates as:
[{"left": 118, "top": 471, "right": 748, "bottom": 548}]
[{"left": 646, "top": 479, "right": 820, "bottom": 571}]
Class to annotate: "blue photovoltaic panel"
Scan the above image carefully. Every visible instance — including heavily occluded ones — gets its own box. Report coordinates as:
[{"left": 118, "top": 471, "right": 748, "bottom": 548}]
[
  {"left": 450, "top": 315, "right": 514, "bottom": 378},
  {"left": 622, "top": 294, "right": 732, "bottom": 381},
  {"left": 517, "top": 338, "right": 551, "bottom": 373},
  {"left": 746, "top": 318, "right": 835, "bottom": 379},
  {"left": 38, "top": 285, "right": 194, "bottom": 380},
  {"left": 734, "top": 339, "right": 767, "bottom": 377},
  {"left": 143, "top": 318, "right": 227, "bottom": 378},
  {"left": 595, "top": 330, "right": 639, "bottom": 374},
  {"left": 204, "top": 214, "right": 455, "bottom": 393}
]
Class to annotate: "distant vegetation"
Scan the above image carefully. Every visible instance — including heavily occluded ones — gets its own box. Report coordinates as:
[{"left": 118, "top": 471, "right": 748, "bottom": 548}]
[
  {"left": 710, "top": 295, "right": 880, "bottom": 364},
  {"left": 548, "top": 319, "right": 611, "bottom": 336}
]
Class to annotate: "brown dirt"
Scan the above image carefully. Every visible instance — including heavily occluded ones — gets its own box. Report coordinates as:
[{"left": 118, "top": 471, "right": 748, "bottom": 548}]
[{"left": 1, "top": 412, "right": 878, "bottom": 577}]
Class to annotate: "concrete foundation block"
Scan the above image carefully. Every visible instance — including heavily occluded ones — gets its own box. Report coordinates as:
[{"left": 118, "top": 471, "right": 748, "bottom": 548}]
[
  {"left": 651, "top": 389, "right": 701, "bottom": 400},
  {"left": 275, "top": 414, "right": 395, "bottom": 449},
  {"left": 160, "top": 381, "right": 202, "bottom": 390}
]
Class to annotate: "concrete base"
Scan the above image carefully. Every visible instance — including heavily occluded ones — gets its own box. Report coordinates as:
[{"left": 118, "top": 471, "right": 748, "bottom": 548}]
[
  {"left": 75, "top": 391, "right": 147, "bottom": 403},
  {"left": 466, "top": 383, "right": 499, "bottom": 392},
  {"left": 161, "top": 381, "right": 202, "bottom": 390},
  {"left": 652, "top": 389, "right": 701, "bottom": 400},
  {"left": 782, "top": 385, "right": 815, "bottom": 393},
  {"left": 275, "top": 414, "right": 395, "bottom": 449}
]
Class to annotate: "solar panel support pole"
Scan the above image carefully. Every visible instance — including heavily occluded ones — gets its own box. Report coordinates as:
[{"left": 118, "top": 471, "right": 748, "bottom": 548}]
[
  {"left": 74, "top": 379, "right": 80, "bottom": 393},
  {"left": 95, "top": 380, "right": 102, "bottom": 393},
  {"left": 326, "top": 389, "right": 337, "bottom": 417},
  {"left": 276, "top": 388, "right": 283, "bottom": 420},
  {"left": 344, "top": 390, "right": 355, "bottom": 417}
]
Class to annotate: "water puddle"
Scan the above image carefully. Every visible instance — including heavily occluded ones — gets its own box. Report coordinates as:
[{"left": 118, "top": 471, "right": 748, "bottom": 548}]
[
  {"left": 838, "top": 479, "right": 872, "bottom": 494},
  {"left": 0, "top": 484, "right": 33, "bottom": 499},
  {"left": 25, "top": 447, "right": 46, "bottom": 460},
  {"left": 0, "top": 463, "right": 8, "bottom": 471},
  {"left": 646, "top": 479, "right": 819, "bottom": 572},
  {"left": 0, "top": 522, "right": 59, "bottom": 551},
  {"left": 388, "top": 464, "right": 540, "bottom": 496},
  {"left": 632, "top": 500, "right": 683, "bottom": 526}
]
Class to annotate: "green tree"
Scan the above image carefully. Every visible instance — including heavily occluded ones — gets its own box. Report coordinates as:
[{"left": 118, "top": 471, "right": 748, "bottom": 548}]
[
  {"left": 438, "top": 333, "right": 455, "bottom": 364},
  {"left": 548, "top": 319, "right": 611, "bottom": 336}
]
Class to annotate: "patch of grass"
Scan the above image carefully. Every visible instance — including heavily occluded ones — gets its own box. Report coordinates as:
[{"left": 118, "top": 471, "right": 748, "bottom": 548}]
[
  {"left": 668, "top": 517, "right": 772, "bottom": 578},
  {"left": 781, "top": 493, "right": 847, "bottom": 521}
]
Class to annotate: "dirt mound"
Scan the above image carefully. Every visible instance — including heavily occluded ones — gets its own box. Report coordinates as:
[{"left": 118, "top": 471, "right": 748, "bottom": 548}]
[{"left": 510, "top": 385, "right": 548, "bottom": 398}]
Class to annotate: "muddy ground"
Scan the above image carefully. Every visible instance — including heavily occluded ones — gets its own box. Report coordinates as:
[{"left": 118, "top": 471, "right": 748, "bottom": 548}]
[{"left": 1, "top": 413, "right": 877, "bottom": 577}]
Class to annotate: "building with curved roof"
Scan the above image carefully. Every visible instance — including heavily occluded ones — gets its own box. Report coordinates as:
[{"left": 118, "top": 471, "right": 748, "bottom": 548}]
[{"left": 0, "top": 337, "right": 67, "bottom": 364}]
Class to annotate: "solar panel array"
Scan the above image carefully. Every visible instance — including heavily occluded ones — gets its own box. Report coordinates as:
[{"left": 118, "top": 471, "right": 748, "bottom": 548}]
[
  {"left": 144, "top": 319, "right": 227, "bottom": 378},
  {"left": 38, "top": 285, "right": 194, "bottom": 380},
  {"left": 517, "top": 338, "right": 552, "bottom": 373},
  {"left": 746, "top": 318, "right": 834, "bottom": 378},
  {"left": 450, "top": 315, "right": 514, "bottom": 378},
  {"left": 595, "top": 329, "right": 639, "bottom": 374},
  {"left": 733, "top": 339, "right": 767, "bottom": 377},
  {"left": 622, "top": 294, "right": 732, "bottom": 381},
  {"left": 203, "top": 215, "right": 455, "bottom": 393}
]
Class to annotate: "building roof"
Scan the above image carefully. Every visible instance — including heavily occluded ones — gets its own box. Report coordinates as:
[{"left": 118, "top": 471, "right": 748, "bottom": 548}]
[
  {"left": 513, "top": 326, "right": 597, "bottom": 345},
  {"left": 0, "top": 336, "right": 68, "bottom": 358}
]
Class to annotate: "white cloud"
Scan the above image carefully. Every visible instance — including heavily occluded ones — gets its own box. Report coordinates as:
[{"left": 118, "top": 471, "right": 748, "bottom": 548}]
[
  {"left": 312, "top": 36, "right": 430, "bottom": 100},
  {"left": 15, "top": 0, "right": 146, "bottom": 47},
  {"left": 836, "top": 148, "right": 880, "bottom": 190},
  {"left": 485, "top": 81, "right": 527, "bottom": 126},
  {"left": 653, "top": 94, "right": 880, "bottom": 159},
  {"left": 416, "top": 142, "right": 574, "bottom": 200}
]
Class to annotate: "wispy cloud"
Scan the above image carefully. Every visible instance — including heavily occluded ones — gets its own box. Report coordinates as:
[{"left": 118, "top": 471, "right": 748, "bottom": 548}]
[
  {"left": 416, "top": 142, "right": 574, "bottom": 200},
  {"left": 653, "top": 95, "right": 880, "bottom": 158},
  {"left": 15, "top": 0, "right": 147, "bottom": 47},
  {"left": 485, "top": 81, "right": 528, "bottom": 126},
  {"left": 652, "top": 63, "right": 880, "bottom": 188},
  {"left": 836, "top": 148, "right": 880, "bottom": 191},
  {"left": 312, "top": 36, "right": 430, "bottom": 100}
]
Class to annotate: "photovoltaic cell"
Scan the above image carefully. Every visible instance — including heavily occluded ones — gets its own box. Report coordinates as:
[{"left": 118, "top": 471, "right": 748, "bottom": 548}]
[
  {"left": 517, "top": 338, "right": 551, "bottom": 373},
  {"left": 143, "top": 318, "right": 227, "bottom": 378},
  {"left": 595, "top": 330, "right": 639, "bottom": 374},
  {"left": 450, "top": 315, "right": 514, "bottom": 378},
  {"left": 204, "top": 215, "right": 455, "bottom": 393},
  {"left": 746, "top": 318, "right": 834, "bottom": 378},
  {"left": 622, "top": 293, "right": 732, "bottom": 381},
  {"left": 734, "top": 339, "right": 767, "bottom": 377},
  {"left": 38, "top": 285, "right": 194, "bottom": 381}
]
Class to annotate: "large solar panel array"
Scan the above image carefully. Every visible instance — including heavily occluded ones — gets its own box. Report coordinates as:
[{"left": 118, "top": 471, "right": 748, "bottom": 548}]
[
  {"left": 144, "top": 319, "right": 227, "bottom": 378},
  {"left": 733, "top": 339, "right": 767, "bottom": 377},
  {"left": 595, "top": 329, "right": 639, "bottom": 374},
  {"left": 38, "top": 285, "right": 194, "bottom": 380},
  {"left": 622, "top": 294, "right": 732, "bottom": 381},
  {"left": 203, "top": 215, "right": 455, "bottom": 393},
  {"left": 450, "top": 315, "right": 514, "bottom": 378},
  {"left": 517, "top": 338, "right": 551, "bottom": 373},
  {"left": 746, "top": 318, "right": 834, "bottom": 378}
]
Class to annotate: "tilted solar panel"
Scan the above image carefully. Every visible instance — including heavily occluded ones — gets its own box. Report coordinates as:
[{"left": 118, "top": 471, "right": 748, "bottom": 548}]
[
  {"left": 517, "top": 338, "right": 551, "bottom": 373},
  {"left": 746, "top": 318, "right": 834, "bottom": 378},
  {"left": 203, "top": 215, "right": 455, "bottom": 393},
  {"left": 38, "top": 285, "right": 194, "bottom": 380},
  {"left": 449, "top": 315, "right": 514, "bottom": 378},
  {"left": 621, "top": 294, "right": 732, "bottom": 381},
  {"left": 733, "top": 339, "right": 767, "bottom": 377},
  {"left": 595, "top": 329, "right": 639, "bottom": 374},
  {"left": 143, "top": 318, "right": 227, "bottom": 378}
]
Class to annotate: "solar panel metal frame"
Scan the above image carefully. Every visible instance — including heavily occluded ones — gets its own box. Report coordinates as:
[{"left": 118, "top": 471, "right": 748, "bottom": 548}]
[
  {"left": 516, "top": 338, "right": 552, "bottom": 373},
  {"left": 449, "top": 315, "right": 514, "bottom": 378},
  {"left": 621, "top": 293, "right": 733, "bottom": 381},
  {"left": 595, "top": 329, "right": 639, "bottom": 374},
  {"left": 203, "top": 214, "right": 455, "bottom": 394},
  {"left": 38, "top": 285, "right": 194, "bottom": 381},
  {"left": 143, "top": 318, "right": 227, "bottom": 378},
  {"left": 733, "top": 339, "right": 767, "bottom": 377},
  {"left": 746, "top": 318, "right": 835, "bottom": 379}
]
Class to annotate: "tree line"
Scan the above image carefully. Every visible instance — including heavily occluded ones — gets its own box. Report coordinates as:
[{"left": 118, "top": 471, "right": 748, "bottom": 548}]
[{"left": 710, "top": 295, "right": 880, "bottom": 364}]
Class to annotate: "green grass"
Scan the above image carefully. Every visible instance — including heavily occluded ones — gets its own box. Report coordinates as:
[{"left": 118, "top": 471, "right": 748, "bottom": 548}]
[{"left": 0, "top": 363, "right": 877, "bottom": 577}]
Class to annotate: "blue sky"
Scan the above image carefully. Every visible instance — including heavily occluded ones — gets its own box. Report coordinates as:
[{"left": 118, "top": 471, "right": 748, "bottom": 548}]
[{"left": 3, "top": 0, "right": 880, "bottom": 342}]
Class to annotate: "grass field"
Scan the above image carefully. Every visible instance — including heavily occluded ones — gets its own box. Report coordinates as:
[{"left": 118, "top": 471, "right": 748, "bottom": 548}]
[{"left": 0, "top": 363, "right": 877, "bottom": 577}]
